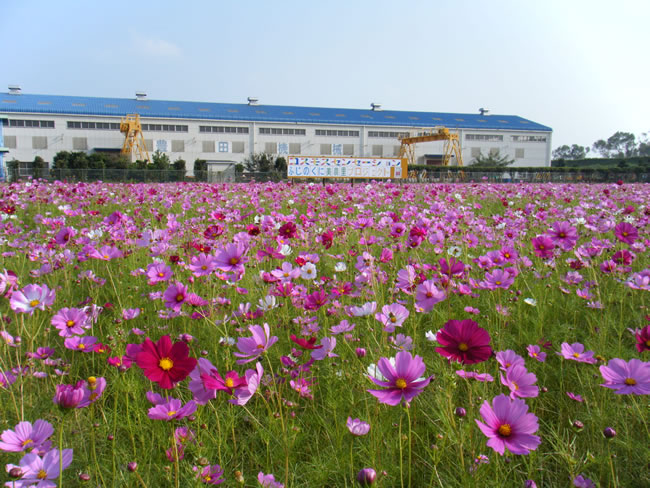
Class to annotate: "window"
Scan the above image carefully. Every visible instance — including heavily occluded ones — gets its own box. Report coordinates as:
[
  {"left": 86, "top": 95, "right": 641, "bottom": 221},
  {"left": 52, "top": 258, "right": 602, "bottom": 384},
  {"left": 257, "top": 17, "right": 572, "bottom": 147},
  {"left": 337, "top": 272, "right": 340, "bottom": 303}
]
[
  {"left": 8, "top": 119, "right": 54, "bottom": 128},
  {"left": 515, "top": 148, "right": 525, "bottom": 158},
  {"left": 368, "top": 131, "right": 410, "bottom": 138},
  {"left": 320, "top": 144, "right": 332, "bottom": 155},
  {"left": 232, "top": 141, "right": 245, "bottom": 153},
  {"left": 315, "top": 129, "right": 359, "bottom": 137},
  {"left": 265, "top": 142, "right": 277, "bottom": 154},
  {"left": 32, "top": 136, "right": 48, "bottom": 149},
  {"left": 343, "top": 144, "right": 354, "bottom": 155},
  {"left": 202, "top": 141, "right": 215, "bottom": 153},
  {"left": 471, "top": 147, "right": 481, "bottom": 158},
  {"left": 4, "top": 135, "right": 16, "bottom": 148},
  {"left": 511, "top": 135, "right": 547, "bottom": 142},
  {"left": 289, "top": 143, "right": 301, "bottom": 155},
  {"left": 218, "top": 142, "right": 229, "bottom": 153},
  {"left": 199, "top": 126, "right": 248, "bottom": 134},
  {"left": 72, "top": 137, "right": 88, "bottom": 150},
  {"left": 259, "top": 128, "right": 305, "bottom": 135},
  {"left": 278, "top": 143, "right": 289, "bottom": 155},
  {"left": 332, "top": 144, "right": 343, "bottom": 156},
  {"left": 465, "top": 134, "right": 503, "bottom": 142},
  {"left": 372, "top": 145, "right": 383, "bottom": 157},
  {"left": 172, "top": 140, "right": 185, "bottom": 152}
]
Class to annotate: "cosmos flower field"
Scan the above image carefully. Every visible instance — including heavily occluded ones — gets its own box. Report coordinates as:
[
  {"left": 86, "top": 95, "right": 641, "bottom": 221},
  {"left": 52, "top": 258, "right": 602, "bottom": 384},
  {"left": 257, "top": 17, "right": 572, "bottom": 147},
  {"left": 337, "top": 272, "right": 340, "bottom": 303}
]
[{"left": 0, "top": 179, "right": 649, "bottom": 487}]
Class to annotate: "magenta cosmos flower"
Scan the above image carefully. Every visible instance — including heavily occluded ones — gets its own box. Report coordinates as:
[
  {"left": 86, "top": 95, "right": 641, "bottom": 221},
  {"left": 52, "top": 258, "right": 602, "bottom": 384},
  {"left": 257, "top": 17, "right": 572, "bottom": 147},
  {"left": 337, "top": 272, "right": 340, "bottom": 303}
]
[
  {"left": 367, "top": 351, "right": 433, "bottom": 406},
  {"left": 9, "top": 284, "right": 56, "bottom": 315},
  {"left": 234, "top": 324, "right": 278, "bottom": 364},
  {"left": 558, "top": 342, "right": 597, "bottom": 364},
  {"left": 51, "top": 307, "right": 89, "bottom": 337},
  {"left": 475, "top": 394, "right": 541, "bottom": 455},
  {"left": 0, "top": 420, "right": 53, "bottom": 453},
  {"left": 547, "top": 221, "right": 579, "bottom": 251},
  {"left": 147, "top": 397, "right": 197, "bottom": 421},
  {"left": 214, "top": 242, "right": 249, "bottom": 274},
  {"left": 531, "top": 235, "right": 555, "bottom": 259},
  {"left": 500, "top": 365, "right": 539, "bottom": 399},
  {"left": 193, "top": 464, "right": 225, "bottom": 485},
  {"left": 163, "top": 282, "right": 189, "bottom": 312},
  {"left": 634, "top": 325, "right": 650, "bottom": 353},
  {"left": 436, "top": 319, "right": 493, "bottom": 365},
  {"left": 614, "top": 222, "right": 638, "bottom": 245},
  {"left": 599, "top": 358, "right": 650, "bottom": 395},
  {"left": 135, "top": 335, "right": 197, "bottom": 389}
]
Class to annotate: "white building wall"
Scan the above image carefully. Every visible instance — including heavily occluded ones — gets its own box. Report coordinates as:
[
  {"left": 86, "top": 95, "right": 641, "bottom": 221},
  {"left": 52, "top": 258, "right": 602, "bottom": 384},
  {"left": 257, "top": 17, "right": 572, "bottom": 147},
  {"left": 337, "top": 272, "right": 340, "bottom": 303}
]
[{"left": 1, "top": 112, "right": 552, "bottom": 174}]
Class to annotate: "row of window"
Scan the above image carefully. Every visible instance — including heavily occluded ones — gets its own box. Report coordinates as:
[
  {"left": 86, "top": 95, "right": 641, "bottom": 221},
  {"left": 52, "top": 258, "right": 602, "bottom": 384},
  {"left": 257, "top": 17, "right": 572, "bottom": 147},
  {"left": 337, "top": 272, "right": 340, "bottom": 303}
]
[
  {"left": 512, "top": 135, "right": 547, "bottom": 142},
  {"left": 199, "top": 126, "right": 249, "bottom": 134},
  {"left": 259, "top": 128, "right": 306, "bottom": 135},
  {"left": 2, "top": 119, "right": 55, "bottom": 128},
  {"left": 68, "top": 121, "right": 121, "bottom": 130},
  {"left": 314, "top": 129, "right": 360, "bottom": 137},
  {"left": 466, "top": 134, "right": 547, "bottom": 143},
  {"left": 368, "top": 131, "right": 410, "bottom": 138},
  {"left": 142, "top": 124, "right": 188, "bottom": 132}
]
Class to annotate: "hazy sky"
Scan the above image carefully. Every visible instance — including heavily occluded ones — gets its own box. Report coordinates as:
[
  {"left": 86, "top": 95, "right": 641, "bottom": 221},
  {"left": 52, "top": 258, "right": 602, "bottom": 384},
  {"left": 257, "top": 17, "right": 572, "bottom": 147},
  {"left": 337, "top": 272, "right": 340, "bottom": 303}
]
[{"left": 1, "top": 0, "right": 648, "bottom": 150}]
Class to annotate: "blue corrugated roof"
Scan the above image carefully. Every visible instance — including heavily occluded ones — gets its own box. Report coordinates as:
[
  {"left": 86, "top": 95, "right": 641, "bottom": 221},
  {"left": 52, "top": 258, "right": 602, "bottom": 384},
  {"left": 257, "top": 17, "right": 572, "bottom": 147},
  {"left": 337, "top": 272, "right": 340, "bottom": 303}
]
[{"left": 0, "top": 92, "right": 552, "bottom": 132}]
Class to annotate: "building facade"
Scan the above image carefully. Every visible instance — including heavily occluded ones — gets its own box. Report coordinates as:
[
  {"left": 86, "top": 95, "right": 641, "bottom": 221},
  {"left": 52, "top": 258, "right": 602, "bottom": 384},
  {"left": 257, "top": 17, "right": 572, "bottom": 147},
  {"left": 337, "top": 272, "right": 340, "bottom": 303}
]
[{"left": 0, "top": 90, "right": 552, "bottom": 176}]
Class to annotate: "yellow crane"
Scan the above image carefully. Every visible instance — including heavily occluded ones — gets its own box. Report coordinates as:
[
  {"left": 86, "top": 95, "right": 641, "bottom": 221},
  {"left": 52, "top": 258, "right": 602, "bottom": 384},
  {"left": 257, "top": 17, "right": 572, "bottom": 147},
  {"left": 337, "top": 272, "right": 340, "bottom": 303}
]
[
  {"left": 398, "top": 127, "right": 463, "bottom": 167},
  {"left": 120, "top": 114, "right": 151, "bottom": 164}
]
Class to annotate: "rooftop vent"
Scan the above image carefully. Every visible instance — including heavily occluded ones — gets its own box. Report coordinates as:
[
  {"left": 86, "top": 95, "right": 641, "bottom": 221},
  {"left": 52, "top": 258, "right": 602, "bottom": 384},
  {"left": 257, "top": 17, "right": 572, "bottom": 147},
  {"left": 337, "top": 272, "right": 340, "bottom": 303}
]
[
  {"left": 479, "top": 107, "right": 490, "bottom": 116},
  {"left": 247, "top": 97, "right": 259, "bottom": 105},
  {"left": 371, "top": 103, "right": 382, "bottom": 111},
  {"left": 135, "top": 91, "right": 147, "bottom": 100},
  {"left": 8, "top": 85, "right": 21, "bottom": 95}
]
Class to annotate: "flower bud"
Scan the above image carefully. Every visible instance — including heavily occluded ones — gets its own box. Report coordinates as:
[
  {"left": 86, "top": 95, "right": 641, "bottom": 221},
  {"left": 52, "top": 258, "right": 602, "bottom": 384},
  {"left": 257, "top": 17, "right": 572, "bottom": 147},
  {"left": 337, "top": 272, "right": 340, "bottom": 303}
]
[
  {"left": 356, "top": 468, "right": 377, "bottom": 485},
  {"left": 127, "top": 462, "right": 138, "bottom": 472},
  {"left": 79, "top": 473, "right": 91, "bottom": 482},
  {"left": 355, "top": 347, "right": 367, "bottom": 358},
  {"left": 454, "top": 407, "right": 466, "bottom": 418},
  {"left": 603, "top": 427, "right": 617, "bottom": 438},
  {"left": 8, "top": 467, "right": 22, "bottom": 478},
  {"left": 573, "top": 420, "right": 584, "bottom": 430}
]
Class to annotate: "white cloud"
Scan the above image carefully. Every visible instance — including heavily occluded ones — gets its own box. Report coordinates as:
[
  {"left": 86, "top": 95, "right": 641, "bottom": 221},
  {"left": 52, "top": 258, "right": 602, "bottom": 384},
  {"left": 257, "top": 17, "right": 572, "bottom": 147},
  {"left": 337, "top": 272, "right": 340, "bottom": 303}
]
[{"left": 133, "top": 34, "right": 182, "bottom": 58}]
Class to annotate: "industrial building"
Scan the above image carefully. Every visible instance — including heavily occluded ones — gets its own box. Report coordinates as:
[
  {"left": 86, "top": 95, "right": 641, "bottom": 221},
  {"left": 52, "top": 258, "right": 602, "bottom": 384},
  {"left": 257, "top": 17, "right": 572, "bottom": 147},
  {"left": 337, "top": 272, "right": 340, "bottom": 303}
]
[{"left": 0, "top": 87, "right": 552, "bottom": 177}]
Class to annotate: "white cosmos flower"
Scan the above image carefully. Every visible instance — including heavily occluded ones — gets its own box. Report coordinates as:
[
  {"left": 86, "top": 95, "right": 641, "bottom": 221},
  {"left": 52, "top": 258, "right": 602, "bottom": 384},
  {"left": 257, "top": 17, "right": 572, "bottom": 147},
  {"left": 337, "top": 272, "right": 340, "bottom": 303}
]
[
  {"left": 258, "top": 295, "right": 277, "bottom": 311},
  {"left": 334, "top": 262, "right": 347, "bottom": 272},
  {"left": 279, "top": 244, "right": 292, "bottom": 256},
  {"left": 524, "top": 298, "right": 537, "bottom": 306},
  {"left": 300, "top": 262, "right": 317, "bottom": 280},
  {"left": 447, "top": 246, "right": 462, "bottom": 258}
]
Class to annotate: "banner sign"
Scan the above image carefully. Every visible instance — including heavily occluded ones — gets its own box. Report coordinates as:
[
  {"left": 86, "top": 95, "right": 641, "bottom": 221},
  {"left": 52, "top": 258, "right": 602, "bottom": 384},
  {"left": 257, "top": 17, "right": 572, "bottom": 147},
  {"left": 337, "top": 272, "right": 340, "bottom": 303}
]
[{"left": 287, "top": 156, "right": 407, "bottom": 179}]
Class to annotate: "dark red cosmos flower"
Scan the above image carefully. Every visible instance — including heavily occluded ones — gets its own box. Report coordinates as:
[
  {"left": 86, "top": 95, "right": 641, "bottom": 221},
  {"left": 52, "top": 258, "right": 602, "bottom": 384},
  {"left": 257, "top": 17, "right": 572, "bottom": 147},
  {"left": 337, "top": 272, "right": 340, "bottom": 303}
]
[
  {"left": 290, "top": 334, "right": 322, "bottom": 350},
  {"left": 135, "top": 335, "right": 197, "bottom": 389},
  {"left": 278, "top": 222, "right": 297, "bottom": 239},
  {"left": 435, "top": 319, "right": 492, "bottom": 365}
]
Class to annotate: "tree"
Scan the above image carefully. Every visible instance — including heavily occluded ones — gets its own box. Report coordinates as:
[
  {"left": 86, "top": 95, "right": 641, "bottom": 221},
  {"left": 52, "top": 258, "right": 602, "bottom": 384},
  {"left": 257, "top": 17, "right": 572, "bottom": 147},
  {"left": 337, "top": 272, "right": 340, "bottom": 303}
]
[
  {"left": 243, "top": 152, "right": 274, "bottom": 172},
  {"left": 638, "top": 132, "right": 650, "bottom": 157},
  {"left": 193, "top": 159, "right": 207, "bottom": 181},
  {"left": 151, "top": 150, "right": 170, "bottom": 170},
  {"left": 173, "top": 158, "right": 186, "bottom": 172},
  {"left": 274, "top": 157, "right": 287, "bottom": 173},
  {"left": 32, "top": 156, "right": 47, "bottom": 179},
  {"left": 592, "top": 131, "right": 637, "bottom": 158},
  {"left": 552, "top": 144, "right": 589, "bottom": 160},
  {"left": 470, "top": 150, "right": 514, "bottom": 168}
]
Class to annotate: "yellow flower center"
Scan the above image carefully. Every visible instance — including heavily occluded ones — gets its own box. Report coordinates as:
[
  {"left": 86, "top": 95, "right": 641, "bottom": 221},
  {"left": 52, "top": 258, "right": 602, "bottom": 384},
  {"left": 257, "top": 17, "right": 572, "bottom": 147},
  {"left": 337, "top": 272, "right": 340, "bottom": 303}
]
[
  {"left": 395, "top": 378, "right": 407, "bottom": 389},
  {"left": 624, "top": 378, "right": 636, "bottom": 386},
  {"left": 158, "top": 272, "right": 165, "bottom": 277},
  {"left": 175, "top": 293, "right": 184, "bottom": 302},
  {"left": 283, "top": 272, "right": 289, "bottom": 277},
  {"left": 256, "top": 344, "right": 265, "bottom": 349},
  {"left": 103, "top": 254, "right": 110, "bottom": 259},
  {"left": 22, "top": 438, "right": 33, "bottom": 447},
  {"left": 572, "top": 352, "right": 580, "bottom": 358},
  {"left": 458, "top": 343, "right": 469, "bottom": 352},
  {"left": 66, "top": 320, "right": 75, "bottom": 327},
  {"left": 622, "top": 231, "right": 628, "bottom": 236},
  {"left": 78, "top": 344, "right": 86, "bottom": 350},
  {"left": 201, "top": 265, "right": 207, "bottom": 270},
  {"left": 225, "top": 377, "right": 234, "bottom": 388},
  {"left": 498, "top": 424, "right": 512, "bottom": 437},
  {"left": 167, "top": 411, "right": 177, "bottom": 417},
  {"left": 512, "top": 381, "right": 519, "bottom": 390},
  {"left": 159, "top": 358, "right": 174, "bottom": 370},
  {"left": 89, "top": 393, "right": 98, "bottom": 401},
  {"left": 229, "top": 257, "right": 239, "bottom": 265},
  {"left": 495, "top": 281, "right": 502, "bottom": 285},
  {"left": 37, "top": 469, "right": 48, "bottom": 479},
  {"left": 645, "top": 339, "right": 650, "bottom": 347},
  {"left": 29, "top": 299, "right": 40, "bottom": 307},
  {"left": 390, "top": 315, "right": 397, "bottom": 323}
]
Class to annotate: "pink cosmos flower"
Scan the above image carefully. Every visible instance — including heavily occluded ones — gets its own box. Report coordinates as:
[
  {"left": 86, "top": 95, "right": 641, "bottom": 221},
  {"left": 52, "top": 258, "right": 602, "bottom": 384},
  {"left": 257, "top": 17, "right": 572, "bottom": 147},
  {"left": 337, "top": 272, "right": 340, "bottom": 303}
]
[
  {"left": 496, "top": 350, "right": 525, "bottom": 371},
  {"left": 146, "top": 262, "right": 173, "bottom": 285},
  {"left": 558, "top": 342, "right": 597, "bottom": 364},
  {"left": 375, "top": 303, "right": 410, "bottom": 333},
  {"left": 547, "top": 221, "right": 579, "bottom": 251},
  {"left": 0, "top": 370, "right": 17, "bottom": 388},
  {"left": 188, "top": 358, "right": 218, "bottom": 405},
  {"left": 270, "top": 262, "right": 301, "bottom": 282},
  {"left": 77, "top": 376, "right": 107, "bottom": 408},
  {"left": 599, "top": 358, "right": 650, "bottom": 395},
  {"left": 230, "top": 362, "right": 264, "bottom": 406},
  {"left": 53, "top": 383, "right": 85, "bottom": 409},
  {"left": 63, "top": 335, "right": 98, "bottom": 352},
  {"left": 0, "top": 420, "right": 53, "bottom": 453},
  {"left": 214, "top": 242, "right": 249, "bottom": 274},
  {"left": 635, "top": 325, "right": 650, "bottom": 353},
  {"left": 367, "top": 351, "right": 433, "bottom": 406},
  {"left": 54, "top": 226, "right": 76, "bottom": 246},
  {"left": 435, "top": 319, "right": 493, "bottom": 365},
  {"left": 163, "top": 282, "right": 188, "bottom": 311},
  {"left": 455, "top": 370, "right": 494, "bottom": 382},
  {"left": 415, "top": 280, "right": 446, "bottom": 312},
  {"left": 10, "top": 284, "right": 56, "bottom": 315},
  {"left": 148, "top": 397, "right": 197, "bottom": 421},
  {"left": 483, "top": 269, "right": 515, "bottom": 290},
  {"left": 475, "top": 394, "right": 541, "bottom": 455},
  {"left": 200, "top": 368, "right": 247, "bottom": 396},
  {"left": 311, "top": 337, "right": 338, "bottom": 360},
  {"left": 500, "top": 365, "right": 539, "bottom": 399},
  {"left": 5, "top": 448, "right": 73, "bottom": 487},
  {"left": 614, "top": 222, "right": 638, "bottom": 245},
  {"left": 51, "top": 307, "right": 89, "bottom": 337},
  {"left": 346, "top": 301, "right": 377, "bottom": 317},
  {"left": 526, "top": 345, "right": 547, "bottom": 362},
  {"left": 234, "top": 324, "right": 278, "bottom": 364},
  {"left": 89, "top": 245, "right": 124, "bottom": 260},
  {"left": 188, "top": 253, "right": 218, "bottom": 277},
  {"left": 566, "top": 392, "right": 584, "bottom": 402},
  {"left": 258, "top": 471, "right": 284, "bottom": 488},
  {"left": 330, "top": 319, "right": 356, "bottom": 335},
  {"left": 193, "top": 464, "right": 225, "bottom": 485},
  {"left": 346, "top": 417, "right": 370, "bottom": 436}
]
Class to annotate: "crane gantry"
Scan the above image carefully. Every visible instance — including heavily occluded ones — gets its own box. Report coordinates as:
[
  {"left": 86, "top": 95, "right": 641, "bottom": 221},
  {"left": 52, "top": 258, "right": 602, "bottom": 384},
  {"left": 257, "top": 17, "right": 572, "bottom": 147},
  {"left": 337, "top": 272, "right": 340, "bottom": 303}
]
[
  {"left": 398, "top": 127, "right": 463, "bottom": 167},
  {"left": 120, "top": 114, "right": 151, "bottom": 164}
]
